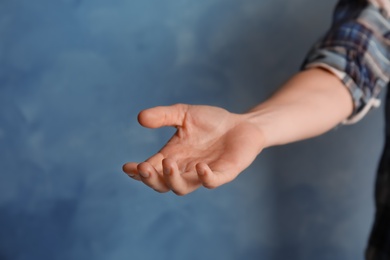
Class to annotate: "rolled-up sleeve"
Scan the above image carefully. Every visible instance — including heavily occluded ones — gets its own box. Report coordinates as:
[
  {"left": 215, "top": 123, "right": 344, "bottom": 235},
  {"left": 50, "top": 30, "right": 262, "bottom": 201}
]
[{"left": 302, "top": 1, "right": 390, "bottom": 124}]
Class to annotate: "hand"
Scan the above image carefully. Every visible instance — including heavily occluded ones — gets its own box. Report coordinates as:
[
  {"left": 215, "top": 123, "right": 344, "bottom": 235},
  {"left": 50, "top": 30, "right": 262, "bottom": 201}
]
[{"left": 122, "top": 104, "right": 265, "bottom": 195}]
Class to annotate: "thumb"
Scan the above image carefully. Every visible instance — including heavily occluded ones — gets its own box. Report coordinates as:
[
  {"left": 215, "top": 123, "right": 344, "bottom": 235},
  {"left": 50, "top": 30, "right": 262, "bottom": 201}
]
[{"left": 138, "top": 103, "right": 190, "bottom": 128}]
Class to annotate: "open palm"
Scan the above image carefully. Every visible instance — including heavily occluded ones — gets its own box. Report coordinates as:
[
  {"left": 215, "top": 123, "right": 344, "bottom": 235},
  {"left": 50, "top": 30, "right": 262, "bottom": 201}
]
[{"left": 123, "top": 104, "right": 265, "bottom": 195}]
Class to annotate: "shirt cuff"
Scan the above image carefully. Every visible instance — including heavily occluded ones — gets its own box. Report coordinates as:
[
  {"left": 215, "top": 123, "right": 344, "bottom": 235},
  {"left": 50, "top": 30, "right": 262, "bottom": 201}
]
[
  {"left": 301, "top": 4, "right": 390, "bottom": 124},
  {"left": 304, "top": 60, "right": 382, "bottom": 125}
]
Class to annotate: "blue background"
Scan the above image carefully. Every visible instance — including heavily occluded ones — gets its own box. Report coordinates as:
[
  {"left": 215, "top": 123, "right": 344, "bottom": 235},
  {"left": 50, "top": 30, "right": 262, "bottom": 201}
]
[{"left": 0, "top": 0, "right": 385, "bottom": 259}]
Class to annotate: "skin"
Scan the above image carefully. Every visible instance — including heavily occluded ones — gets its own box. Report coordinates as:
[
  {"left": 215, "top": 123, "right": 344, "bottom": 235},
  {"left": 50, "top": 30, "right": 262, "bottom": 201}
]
[{"left": 122, "top": 68, "right": 354, "bottom": 196}]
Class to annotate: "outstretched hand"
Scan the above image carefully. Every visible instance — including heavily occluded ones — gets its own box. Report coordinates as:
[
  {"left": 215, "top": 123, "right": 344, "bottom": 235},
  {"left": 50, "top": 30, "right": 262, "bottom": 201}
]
[{"left": 123, "top": 104, "right": 265, "bottom": 195}]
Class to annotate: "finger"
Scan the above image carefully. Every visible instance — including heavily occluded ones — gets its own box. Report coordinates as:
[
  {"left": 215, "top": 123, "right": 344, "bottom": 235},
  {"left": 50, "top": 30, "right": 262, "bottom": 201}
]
[
  {"left": 122, "top": 162, "right": 141, "bottom": 181},
  {"left": 138, "top": 104, "right": 189, "bottom": 128},
  {"left": 196, "top": 162, "right": 236, "bottom": 189},
  {"left": 145, "top": 153, "right": 165, "bottom": 173},
  {"left": 137, "top": 162, "right": 170, "bottom": 193},
  {"left": 162, "top": 158, "right": 200, "bottom": 196}
]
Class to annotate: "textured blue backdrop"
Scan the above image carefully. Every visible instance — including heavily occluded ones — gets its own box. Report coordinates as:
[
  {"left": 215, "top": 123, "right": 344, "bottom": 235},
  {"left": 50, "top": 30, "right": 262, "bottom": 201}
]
[{"left": 0, "top": 0, "right": 384, "bottom": 259}]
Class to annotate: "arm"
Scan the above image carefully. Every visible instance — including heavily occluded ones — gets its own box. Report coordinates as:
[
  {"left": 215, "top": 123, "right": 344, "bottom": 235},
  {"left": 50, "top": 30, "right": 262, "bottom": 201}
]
[
  {"left": 123, "top": 2, "right": 390, "bottom": 195},
  {"left": 245, "top": 68, "right": 353, "bottom": 148},
  {"left": 123, "top": 68, "right": 353, "bottom": 195}
]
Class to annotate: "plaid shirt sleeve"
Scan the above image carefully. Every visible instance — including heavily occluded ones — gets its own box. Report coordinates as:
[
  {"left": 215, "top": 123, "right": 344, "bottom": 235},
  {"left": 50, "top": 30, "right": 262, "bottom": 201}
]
[{"left": 302, "top": 1, "right": 390, "bottom": 124}]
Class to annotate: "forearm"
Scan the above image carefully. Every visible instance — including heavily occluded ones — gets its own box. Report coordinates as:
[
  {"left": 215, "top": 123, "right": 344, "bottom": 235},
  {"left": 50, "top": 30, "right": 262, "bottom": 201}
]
[{"left": 244, "top": 68, "right": 353, "bottom": 148}]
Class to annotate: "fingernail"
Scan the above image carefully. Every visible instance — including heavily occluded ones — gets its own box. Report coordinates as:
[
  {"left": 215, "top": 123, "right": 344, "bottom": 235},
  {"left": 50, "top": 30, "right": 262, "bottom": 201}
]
[
  {"left": 139, "top": 171, "right": 149, "bottom": 178},
  {"left": 127, "top": 173, "right": 135, "bottom": 178}
]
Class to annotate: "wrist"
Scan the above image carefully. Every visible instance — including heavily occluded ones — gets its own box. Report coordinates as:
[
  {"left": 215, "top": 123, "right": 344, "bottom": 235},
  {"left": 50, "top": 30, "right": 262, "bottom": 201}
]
[
  {"left": 226, "top": 110, "right": 270, "bottom": 154},
  {"left": 241, "top": 108, "right": 278, "bottom": 149}
]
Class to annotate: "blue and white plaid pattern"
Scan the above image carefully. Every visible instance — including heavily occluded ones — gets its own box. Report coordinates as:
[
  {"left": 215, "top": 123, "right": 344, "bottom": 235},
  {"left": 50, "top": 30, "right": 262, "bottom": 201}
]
[
  {"left": 302, "top": 1, "right": 390, "bottom": 259},
  {"left": 303, "top": 1, "right": 390, "bottom": 124}
]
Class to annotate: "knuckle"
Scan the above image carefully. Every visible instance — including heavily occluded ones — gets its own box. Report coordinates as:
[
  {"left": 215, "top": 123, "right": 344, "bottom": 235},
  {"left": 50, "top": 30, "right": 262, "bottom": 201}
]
[
  {"left": 173, "top": 103, "right": 187, "bottom": 109},
  {"left": 203, "top": 182, "right": 218, "bottom": 189},
  {"left": 173, "top": 103, "right": 189, "bottom": 115},
  {"left": 172, "top": 189, "right": 187, "bottom": 196},
  {"left": 137, "top": 162, "right": 147, "bottom": 171},
  {"left": 154, "top": 188, "right": 169, "bottom": 194}
]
